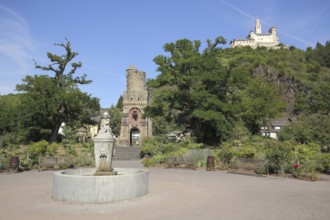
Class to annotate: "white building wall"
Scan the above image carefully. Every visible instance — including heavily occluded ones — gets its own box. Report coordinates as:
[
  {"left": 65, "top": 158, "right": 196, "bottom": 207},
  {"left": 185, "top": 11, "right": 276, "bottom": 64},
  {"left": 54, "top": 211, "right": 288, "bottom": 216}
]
[{"left": 270, "top": 132, "right": 278, "bottom": 139}]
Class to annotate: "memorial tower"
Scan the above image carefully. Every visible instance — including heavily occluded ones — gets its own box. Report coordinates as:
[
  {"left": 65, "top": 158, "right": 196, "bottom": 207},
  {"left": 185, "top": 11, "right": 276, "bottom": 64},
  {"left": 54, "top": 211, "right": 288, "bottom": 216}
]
[{"left": 118, "top": 65, "right": 152, "bottom": 146}]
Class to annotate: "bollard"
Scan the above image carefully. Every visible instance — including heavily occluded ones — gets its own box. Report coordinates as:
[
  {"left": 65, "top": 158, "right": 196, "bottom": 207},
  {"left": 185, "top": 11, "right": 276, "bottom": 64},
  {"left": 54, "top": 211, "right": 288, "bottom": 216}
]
[
  {"left": 206, "top": 156, "right": 215, "bottom": 171},
  {"left": 10, "top": 156, "right": 20, "bottom": 171}
]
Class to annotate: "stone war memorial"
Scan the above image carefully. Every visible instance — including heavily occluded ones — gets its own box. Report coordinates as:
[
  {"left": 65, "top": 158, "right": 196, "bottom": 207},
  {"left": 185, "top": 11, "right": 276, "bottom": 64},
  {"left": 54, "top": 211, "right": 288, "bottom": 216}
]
[{"left": 118, "top": 65, "right": 152, "bottom": 147}]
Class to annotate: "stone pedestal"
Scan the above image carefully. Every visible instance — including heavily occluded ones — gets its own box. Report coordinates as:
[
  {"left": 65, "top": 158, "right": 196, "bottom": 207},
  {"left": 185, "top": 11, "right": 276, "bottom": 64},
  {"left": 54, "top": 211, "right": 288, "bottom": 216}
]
[{"left": 94, "top": 133, "right": 116, "bottom": 175}]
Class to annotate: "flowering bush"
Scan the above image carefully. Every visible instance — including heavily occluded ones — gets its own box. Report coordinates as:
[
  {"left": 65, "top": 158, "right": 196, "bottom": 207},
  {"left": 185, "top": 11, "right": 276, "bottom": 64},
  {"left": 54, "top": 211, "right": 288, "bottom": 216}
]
[
  {"left": 292, "top": 163, "right": 302, "bottom": 178},
  {"left": 293, "top": 144, "right": 320, "bottom": 180},
  {"left": 293, "top": 163, "right": 301, "bottom": 168}
]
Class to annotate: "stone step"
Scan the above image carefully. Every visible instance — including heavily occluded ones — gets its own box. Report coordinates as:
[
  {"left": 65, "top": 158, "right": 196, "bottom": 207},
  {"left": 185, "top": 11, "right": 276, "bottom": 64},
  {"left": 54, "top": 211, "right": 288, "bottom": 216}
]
[{"left": 114, "top": 147, "right": 141, "bottom": 160}]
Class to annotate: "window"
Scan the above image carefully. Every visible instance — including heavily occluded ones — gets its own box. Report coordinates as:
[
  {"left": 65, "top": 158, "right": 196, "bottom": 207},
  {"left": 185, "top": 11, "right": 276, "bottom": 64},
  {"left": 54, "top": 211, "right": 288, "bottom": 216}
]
[{"left": 262, "top": 132, "right": 271, "bottom": 137}]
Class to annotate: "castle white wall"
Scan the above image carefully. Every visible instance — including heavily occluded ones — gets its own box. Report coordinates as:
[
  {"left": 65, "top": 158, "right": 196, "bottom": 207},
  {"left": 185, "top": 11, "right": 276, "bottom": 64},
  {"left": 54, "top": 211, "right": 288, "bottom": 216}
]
[{"left": 231, "top": 19, "right": 279, "bottom": 49}]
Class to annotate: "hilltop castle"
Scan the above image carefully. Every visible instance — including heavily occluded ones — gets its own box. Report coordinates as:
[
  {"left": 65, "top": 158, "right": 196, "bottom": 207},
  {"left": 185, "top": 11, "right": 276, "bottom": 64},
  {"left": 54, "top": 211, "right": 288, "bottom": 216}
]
[{"left": 231, "top": 19, "right": 280, "bottom": 49}]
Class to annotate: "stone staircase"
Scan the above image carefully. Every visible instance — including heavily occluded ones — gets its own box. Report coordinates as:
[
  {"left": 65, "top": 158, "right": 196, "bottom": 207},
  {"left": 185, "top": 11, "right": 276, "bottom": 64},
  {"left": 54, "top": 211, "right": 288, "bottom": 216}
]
[{"left": 114, "top": 147, "right": 141, "bottom": 160}]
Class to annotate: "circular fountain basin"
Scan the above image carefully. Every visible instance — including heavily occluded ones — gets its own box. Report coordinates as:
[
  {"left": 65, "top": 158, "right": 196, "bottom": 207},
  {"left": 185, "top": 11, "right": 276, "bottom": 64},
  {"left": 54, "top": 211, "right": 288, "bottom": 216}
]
[{"left": 52, "top": 168, "right": 149, "bottom": 204}]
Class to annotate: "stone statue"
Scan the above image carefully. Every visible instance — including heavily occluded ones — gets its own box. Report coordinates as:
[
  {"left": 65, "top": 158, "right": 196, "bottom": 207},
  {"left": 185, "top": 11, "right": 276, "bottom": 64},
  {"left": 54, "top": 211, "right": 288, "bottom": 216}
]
[
  {"left": 100, "top": 111, "right": 112, "bottom": 134},
  {"left": 94, "top": 111, "right": 116, "bottom": 175}
]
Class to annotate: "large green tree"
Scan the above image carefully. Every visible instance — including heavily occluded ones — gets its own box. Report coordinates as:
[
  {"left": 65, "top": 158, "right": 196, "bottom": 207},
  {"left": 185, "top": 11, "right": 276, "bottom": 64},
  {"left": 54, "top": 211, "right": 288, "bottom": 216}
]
[
  {"left": 146, "top": 37, "right": 238, "bottom": 145},
  {"left": 16, "top": 39, "right": 100, "bottom": 142}
]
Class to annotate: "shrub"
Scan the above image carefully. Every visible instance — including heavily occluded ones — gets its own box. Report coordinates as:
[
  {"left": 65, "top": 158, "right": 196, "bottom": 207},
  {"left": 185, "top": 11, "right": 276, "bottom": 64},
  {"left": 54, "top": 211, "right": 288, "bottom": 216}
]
[
  {"left": 63, "top": 154, "right": 77, "bottom": 168},
  {"left": 266, "top": 141, "right": 294, "bottom": 173},
  {"left": 82, "top": 140, "right": 94, "bottom": 153},
  {"left": 140, "top": 135, "right": 204, "bottom": 167},
  {"left": 180, "top": 136, "right": 203, "bottom": 149},
  {"left": 142, "top": 157, "right": 157, "bottom": 167},
  {"left": 218, "top": 144, "right": 236, "bottom": 165},
  {"left": 319, "top": 153, "right": 330, "bottom": 173},
  {"left": 65, "top": 144, "right": 77, "bottom": 156},
  {"left": 237, "top": 145, "right": 256, "bottom": 158},
  {"left": 183, "top": 149, "right": 213, "bottom": 168},
  {"left": 0, "top": 154, "right": 8, "bottom": 171},
  {"left": 47, "top": 142, "right": 59, "bottom": 156},
  {"left": 152, "top": 154, "right": 166, "bottom": 164},
  {"left": 168, "top": 147, "right": 188, "bottom": 157},
  {"left": 28, "top": 140, "right": 49, "bottom": 158},
  {"left": 292, "top": 143, "right": 322, "bottom": 179},
  {"left": 76, "top": 152, "right": 94, "bottom": 167},
  {"left": 0, "top": 134, "right": 10, "bottom": 148},
  {"left": 162, "top": 142, "right": 180, "bottom": 155},
  {"left": 140, "top": 136, "right": 167, "bottom": 158}
]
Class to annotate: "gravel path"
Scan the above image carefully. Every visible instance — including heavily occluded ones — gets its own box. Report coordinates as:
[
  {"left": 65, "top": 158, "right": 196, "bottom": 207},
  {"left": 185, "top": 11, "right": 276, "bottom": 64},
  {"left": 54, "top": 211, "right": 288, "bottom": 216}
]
[{"left": 0, "top": 160, "right": 329, "bottom": 220}]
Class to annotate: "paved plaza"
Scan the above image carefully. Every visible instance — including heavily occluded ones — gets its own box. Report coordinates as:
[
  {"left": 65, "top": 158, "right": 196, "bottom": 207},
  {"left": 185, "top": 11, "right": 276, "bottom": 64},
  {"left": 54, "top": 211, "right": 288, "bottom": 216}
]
[{"left": 0, "top": 160, "right": 329, "bottom": 220}]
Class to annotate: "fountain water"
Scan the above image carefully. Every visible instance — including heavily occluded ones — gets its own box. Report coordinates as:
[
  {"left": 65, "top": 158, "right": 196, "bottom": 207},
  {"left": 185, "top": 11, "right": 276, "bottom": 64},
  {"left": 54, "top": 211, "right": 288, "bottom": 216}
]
[{"left": 52, "top": 112, "right": 149, "bottom": 203}]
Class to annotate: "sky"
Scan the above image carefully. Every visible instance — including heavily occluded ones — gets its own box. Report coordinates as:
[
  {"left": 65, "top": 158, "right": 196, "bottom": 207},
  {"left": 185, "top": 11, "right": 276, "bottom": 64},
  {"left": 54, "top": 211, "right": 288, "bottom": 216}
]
[{"left": 1, "top": 0, "right": 329, "bottom": 108}]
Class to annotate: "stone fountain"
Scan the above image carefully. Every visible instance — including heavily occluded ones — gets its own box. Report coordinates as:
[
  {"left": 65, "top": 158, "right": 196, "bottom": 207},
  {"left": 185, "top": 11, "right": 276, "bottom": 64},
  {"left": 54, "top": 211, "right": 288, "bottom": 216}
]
[{"left": 52, "top": 111, "right": 149, "bottom": 204}]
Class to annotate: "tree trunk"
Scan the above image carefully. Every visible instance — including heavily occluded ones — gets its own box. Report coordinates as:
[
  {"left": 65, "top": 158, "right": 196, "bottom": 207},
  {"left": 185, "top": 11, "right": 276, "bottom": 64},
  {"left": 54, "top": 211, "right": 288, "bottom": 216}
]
[{"left": 50, "top": 123, "right": 61, "bottom": 143}]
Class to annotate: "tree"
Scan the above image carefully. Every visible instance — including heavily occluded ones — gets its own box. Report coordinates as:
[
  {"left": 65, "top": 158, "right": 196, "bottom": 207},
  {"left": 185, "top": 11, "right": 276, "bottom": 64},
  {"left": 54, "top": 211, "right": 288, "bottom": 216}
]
[
  {"left": 116, "top": 95, "right": 123, "bottom": 110},
  {"left": 0, "top": 94, "right": 22, "bottom": 135},
  {"left": 146, "top": 37, "right": 233, "bottom": 145},
  {"left": 238, "top": 77, "right": 284, "bottom": 134},
  {"left": 308, "top": 82, "right": 330, "bottom": 115},
  {"left": 279, "top": 113, "right": 330, "bottom": 145},
  {"left": 108, "top": 106, "right": 122, "bottom": 137},
  {"left": 16, "top": 39, "right": 100, "bottom": 142},
  {"left": 0, "top": 94, "right": 23, "bottom": 145}
]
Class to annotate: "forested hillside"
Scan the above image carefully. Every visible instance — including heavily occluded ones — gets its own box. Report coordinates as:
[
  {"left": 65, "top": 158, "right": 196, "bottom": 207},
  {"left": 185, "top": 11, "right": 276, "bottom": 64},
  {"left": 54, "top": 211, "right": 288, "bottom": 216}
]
[{"left": 145, "top": 37, "right": 330, "bottom": 146}]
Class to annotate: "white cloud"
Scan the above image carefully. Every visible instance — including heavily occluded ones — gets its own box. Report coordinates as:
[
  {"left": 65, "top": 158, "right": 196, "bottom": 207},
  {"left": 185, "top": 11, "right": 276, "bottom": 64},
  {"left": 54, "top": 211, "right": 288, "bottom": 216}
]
[
  {"left": 216, "top": 0, "right": 256, "bottom": 20},
  {"left": 0, "top": 4, "right": 37, "bottom": 94}
]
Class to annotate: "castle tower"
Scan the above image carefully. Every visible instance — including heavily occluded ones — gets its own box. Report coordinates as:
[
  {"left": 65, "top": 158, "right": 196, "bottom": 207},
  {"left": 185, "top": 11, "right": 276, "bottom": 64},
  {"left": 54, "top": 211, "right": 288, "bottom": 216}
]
[
  {"left": 118, "top": 65, "right": 152, "bottom": 146},
  {"left": 269, "top": 26, "right": 279, "bottom": 45},
  {"left": 255, "top": 19, "right": 262, "bottom": 34}
]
